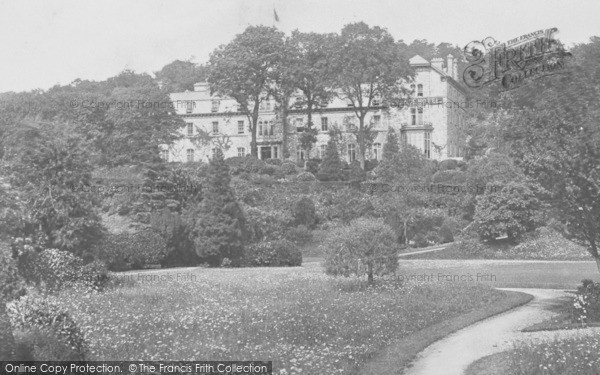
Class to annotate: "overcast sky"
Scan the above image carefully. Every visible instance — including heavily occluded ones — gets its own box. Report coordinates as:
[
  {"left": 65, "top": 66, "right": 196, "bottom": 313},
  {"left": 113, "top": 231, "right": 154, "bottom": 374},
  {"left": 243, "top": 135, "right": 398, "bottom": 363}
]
[{"left": 0, "top": 0, "right": 598, "bottom": 93}]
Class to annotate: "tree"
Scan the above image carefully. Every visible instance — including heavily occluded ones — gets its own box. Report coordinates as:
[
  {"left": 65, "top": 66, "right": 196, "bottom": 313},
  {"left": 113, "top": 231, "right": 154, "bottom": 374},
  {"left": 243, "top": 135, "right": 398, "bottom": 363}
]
[
  {"left": 502, "top": 37, "right": 600, "bottom": 271},
  {"left": 332, "top": 22, "right": 411, "bottom": 169},
  {"left": 292, "top": 196, "right": 317, "bottom": 229},
  {"left": 4, "top": 126, "right": 103, "bottom": 256},
  {"left": 154, "top": 60, "right": 207, "bottom": 92},
  {"left": 317, "top": 137, "right": 344, "bottom": 181},
  {"left": 184, "top": 149, "right": 246, "bottom": 266},
  {"left": 208, "top": 26, "right": 285, "bottom": 157},
  {"left": 473, "top": 181, "right": 541, "bottom": 242},
  {"left": 286, "top": 31, "right": 337, "bottom": 160},
  {"left": 373, "top": 143, "right": 427, "bottom": 184},
  {"left": 323, "top": 218, "right": 397, "bottom": 284},
  {"left": 382, "top": 127, "right": 400, "bottom": 160}
]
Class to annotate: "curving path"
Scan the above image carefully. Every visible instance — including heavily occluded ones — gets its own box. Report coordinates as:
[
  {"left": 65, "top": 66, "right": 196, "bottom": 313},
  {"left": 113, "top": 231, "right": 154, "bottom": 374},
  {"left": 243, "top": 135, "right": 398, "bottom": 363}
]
[{"left": 402, "top": 288, "right": 600, "bottom": 375}]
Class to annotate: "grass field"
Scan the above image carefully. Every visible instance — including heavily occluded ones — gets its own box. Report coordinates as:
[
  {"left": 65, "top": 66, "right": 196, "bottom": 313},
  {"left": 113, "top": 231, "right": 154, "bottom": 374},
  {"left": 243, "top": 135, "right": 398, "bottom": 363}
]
[
  {"left": 396, "top": 259, "right": 600, "bottom": 289},
  {"left": 53, "top": 262, "right": 505, "bottom": 374}
]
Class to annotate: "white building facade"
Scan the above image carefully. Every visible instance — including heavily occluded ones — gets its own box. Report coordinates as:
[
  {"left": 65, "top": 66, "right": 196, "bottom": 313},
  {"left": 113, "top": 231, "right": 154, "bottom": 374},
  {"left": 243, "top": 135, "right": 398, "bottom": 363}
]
[{"left": 164, "top": 54, "right": 467, "bottom": 163}]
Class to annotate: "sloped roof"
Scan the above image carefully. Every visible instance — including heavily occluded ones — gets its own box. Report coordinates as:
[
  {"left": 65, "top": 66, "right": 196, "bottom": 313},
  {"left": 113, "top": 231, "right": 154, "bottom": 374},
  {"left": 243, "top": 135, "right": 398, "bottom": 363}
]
[{"left": 409, "top": 55, "right": 430, "bottom": 66}]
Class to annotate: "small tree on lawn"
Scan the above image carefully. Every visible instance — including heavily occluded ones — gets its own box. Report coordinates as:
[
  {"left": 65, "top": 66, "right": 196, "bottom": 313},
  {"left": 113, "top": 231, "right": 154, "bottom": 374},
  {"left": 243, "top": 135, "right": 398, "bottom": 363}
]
[
  {"left": 473, "top": 181, "right": 541, "bottom": 243},
  {"left": 317, "top": 137, "right": 344, "bottom": 181},
  {"left": 184, "top": 148, "right": 246, "bottom": 266},
  {"left": 323, "top": 218, "right": 397, "bottom": 284}
]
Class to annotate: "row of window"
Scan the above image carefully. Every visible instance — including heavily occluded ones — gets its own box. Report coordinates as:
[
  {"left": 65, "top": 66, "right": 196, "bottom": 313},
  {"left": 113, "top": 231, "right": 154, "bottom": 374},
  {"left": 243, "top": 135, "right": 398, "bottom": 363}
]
[
  {"left": 164, "top": 132, "right": 437, "bottom": 163},
  {"left": 184, "top": 84, "right": 426, "bottom": 115},
  {"left": 187, "top": 120, "right": 246, "bottom": 136},
  {"left": 296, "top": 143, "right": 383, "bottom": 162},
  {"left": 185, "top": 100, "right": 221, "bottom": 114},
  {"left": 185, "top": 99, "right": 278, "bottom": 114},
  {"left": 187, "top": 115, "right": 385, "bottom": 137}
]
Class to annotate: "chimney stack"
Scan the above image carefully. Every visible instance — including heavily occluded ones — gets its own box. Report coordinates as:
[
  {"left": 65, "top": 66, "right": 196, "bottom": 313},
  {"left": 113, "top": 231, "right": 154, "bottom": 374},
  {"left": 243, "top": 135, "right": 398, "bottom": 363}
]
[
  {"left": 446, "top": 55, "right": 454, "bottom": 77},
  {"left": 452, "top": 60, "right": 458, "bottom": 80}
]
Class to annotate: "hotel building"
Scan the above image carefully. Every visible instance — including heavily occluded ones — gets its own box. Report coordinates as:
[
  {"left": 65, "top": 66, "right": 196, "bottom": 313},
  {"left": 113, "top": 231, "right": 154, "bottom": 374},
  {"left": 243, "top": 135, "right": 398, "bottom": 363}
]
[{"left": 165, "top": 54, "right": 467, "bottom": 163}]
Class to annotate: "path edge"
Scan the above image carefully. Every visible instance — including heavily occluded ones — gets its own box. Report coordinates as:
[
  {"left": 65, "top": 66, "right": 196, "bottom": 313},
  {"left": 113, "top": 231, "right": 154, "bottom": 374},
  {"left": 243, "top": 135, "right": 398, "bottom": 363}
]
[{"left": 358, "top": 290, "right": 534, "bottom": 375}]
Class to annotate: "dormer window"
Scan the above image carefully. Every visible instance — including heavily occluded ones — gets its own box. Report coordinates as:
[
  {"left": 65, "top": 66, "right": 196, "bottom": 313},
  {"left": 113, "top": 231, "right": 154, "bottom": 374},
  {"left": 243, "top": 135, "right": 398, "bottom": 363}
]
[{"left": 211, "top": 100, "right": 220, "bottom": 113}]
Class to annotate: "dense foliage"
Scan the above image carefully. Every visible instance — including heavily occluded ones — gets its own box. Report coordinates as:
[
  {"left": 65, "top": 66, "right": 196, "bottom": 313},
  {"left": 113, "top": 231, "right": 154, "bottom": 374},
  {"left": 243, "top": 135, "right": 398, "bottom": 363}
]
[
  {"left": 184, "top": 149, "right": 247, "bottom": 266},
  {"left": 323, "top": 218, "right": 397, "bottom": 284}
]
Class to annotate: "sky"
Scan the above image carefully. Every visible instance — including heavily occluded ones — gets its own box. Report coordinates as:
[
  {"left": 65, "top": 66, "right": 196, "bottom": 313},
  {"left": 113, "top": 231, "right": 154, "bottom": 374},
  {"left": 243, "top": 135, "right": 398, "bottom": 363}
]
[{"left": 0, "top": 0, "right": 598, "bottom": 93}]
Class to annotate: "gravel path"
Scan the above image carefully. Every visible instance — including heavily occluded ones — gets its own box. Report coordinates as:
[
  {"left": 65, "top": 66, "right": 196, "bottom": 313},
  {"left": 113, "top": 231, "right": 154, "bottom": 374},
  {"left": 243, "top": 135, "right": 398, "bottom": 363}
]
[{"left": 403, "top": 288, "right": 600, "bottom": 375}]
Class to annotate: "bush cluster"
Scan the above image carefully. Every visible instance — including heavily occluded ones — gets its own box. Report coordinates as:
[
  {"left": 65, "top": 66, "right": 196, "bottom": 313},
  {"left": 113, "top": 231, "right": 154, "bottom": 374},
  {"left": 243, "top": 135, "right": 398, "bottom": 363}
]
[
  {"left": 281, "top": 161, "right": 297, "bottom": 175},
  {"left": 94, "top": 230, "right": 168, "bottom": 271},
  {"left": 284, "top": 225, "right": 313, "bottom": 246},
  {"left": 225, "top": 156, "right": 267, "bottom": 174},
  {"left": 7, "top": 294, "right": 88, "bottom": 360},
  {"left": 243, "top": 239, "right": 302, "bottom": 267},
  {"left": 292, "top": 197, "right": 318, "bottom": 229},
  {"left": 572, "top": 279, "right": 600, "bottom": 323},
  {"left": 245, "top": 206, "right": 292, "bottom": 243}
]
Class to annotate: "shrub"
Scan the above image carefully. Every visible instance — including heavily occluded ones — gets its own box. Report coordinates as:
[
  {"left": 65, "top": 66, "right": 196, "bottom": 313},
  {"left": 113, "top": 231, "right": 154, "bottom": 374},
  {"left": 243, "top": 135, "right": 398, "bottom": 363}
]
[
  {"left": 79, "top": 260, "right": 109, "bottom": 291},
  {"left": 7, "top": 294, "right": 88, "bottom": 360},
  {"left": 364, "top": 159, "right": 379, "bottom": 172},
  {"left": 94, "top": 230, "right": 168, "bottom": 271},
  {"left": 225, "top": 156, "right": 266, "bottom": 174},
  {"left": 295, "top": 171, "right": 316, "bottom": 182},
  {"left": 305, "top": 159, "right": 320, "bottom": 175},
  {"left": 244, "top": 239, "right": 302, "bottom": 267},
  {"left": 150, "top": 209, "right": 199, "bottom": 268},
  {"left": 285, "top": 225, "right": 313, "bottom": 246},
  {"left": 35, "top": 249, "right": 84, "bottom": 292},
  {"left": 318, "top": 139, "right": 344, "bottom": 181},
  {"left": 474, "top": 181, "right": 541, "bottom": 242},
  {"left": 0, "top": 303, "right": 15, "bottom": 360},
  {"left": 572, "top": 280, "right": 600, "bottom": 323},
  {"left": 318, "top": 187, "right": 375, "bottom": 224},
  {"left": 245, "top": 207, "right": 292, "bottom": 243},
  {"left": 0, "top": 241, "right": 26, "bottom": 303},
  {"left": 281, "top": 162, "right": 297, "bottom": 175},
  {"left": 348, "top": 161, "right": 366, "bottom": 182},
  {"left": 259, "top": 165, "right": 276, "bottom": 175},
  {"left": 438, "top": 217, "right": 459, "bottom": 243},
  {"left": 264, "top": 158, "right": 282, "bottom": 166},
  {"left": 292, "top": 197, "right": 317, "bottom": 229},
  {"left": 322, "top": 218, "right": 397, "bottom": 284},
  {"left": 439, "top": 159, "right": 459, "bottom": 170},
  {"left": 412, "top": 233, "right": 429, "bottom": 248},
  {"left": 250, "top": 174, "right": 276, "bottom": 186}
]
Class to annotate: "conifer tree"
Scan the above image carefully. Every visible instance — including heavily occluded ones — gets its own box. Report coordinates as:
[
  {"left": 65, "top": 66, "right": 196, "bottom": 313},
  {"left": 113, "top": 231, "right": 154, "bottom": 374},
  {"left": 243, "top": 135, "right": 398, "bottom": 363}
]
[
  {"left": 317, "top": 137, "right": 344, "bottom": 181},
  {"left": 184, "top": 149, "right": 246, "bottom": 266}
]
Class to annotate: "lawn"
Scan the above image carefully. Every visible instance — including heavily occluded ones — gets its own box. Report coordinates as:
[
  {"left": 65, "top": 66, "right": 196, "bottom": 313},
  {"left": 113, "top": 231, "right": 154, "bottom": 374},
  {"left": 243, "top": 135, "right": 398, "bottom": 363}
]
[
  {"left": 53, "top": 263, "right": 505, "bottom": 374},
  {"left": 467, "top": 336, "right": 600, "bottom": 375}
]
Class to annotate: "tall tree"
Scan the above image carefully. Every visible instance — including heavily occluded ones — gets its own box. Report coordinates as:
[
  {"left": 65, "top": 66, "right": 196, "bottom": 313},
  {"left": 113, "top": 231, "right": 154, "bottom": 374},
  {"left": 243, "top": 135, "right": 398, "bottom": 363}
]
[
  {"left": 502, "top": 37, "right": 600, "bottom": 271},
  {"left": 286, "top": 31, "right": 337, "bottom": 159},
  {"left": 332, "top": 22, "right": 410, "bottom": 169},
  {"left": 155, "top": 60, "right": 207, "bottom": 93},
  {"left": 184, "top": 149, "right": 246, "bottom": 266},
  {"left": 208, "top": 26, "right": 285, "bottom": 157}
]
